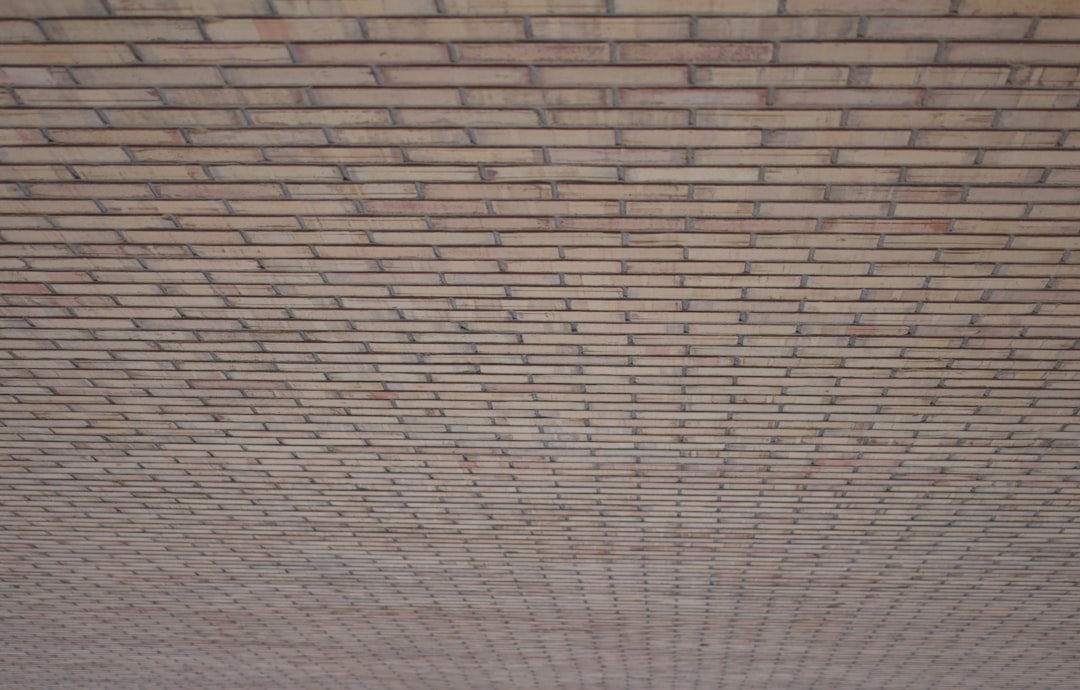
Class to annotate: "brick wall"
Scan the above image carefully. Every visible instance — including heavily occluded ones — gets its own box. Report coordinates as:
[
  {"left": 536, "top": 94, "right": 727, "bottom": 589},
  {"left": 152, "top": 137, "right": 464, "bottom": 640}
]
[{"left": 1, "top": 1, "right": 1079, "bottom": 688}]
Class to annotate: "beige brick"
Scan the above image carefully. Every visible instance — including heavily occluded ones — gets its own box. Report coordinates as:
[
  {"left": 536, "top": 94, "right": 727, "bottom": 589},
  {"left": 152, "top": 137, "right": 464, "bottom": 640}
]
[
  {"left": 698, "top": 16, "right": 858, "bottom": 39},
  {"left": 381, "top": 66, "right": 531, "bottom": 86},
  {"left": 0, "top": 66, "right": 76, "bottom": 86},
  {"left": 42, "top": 18, "right": 203, "bottom": 41},
  {"left": 316, "top": 87, "right": 459, "bottom": 107},
  {"left": 958, "top": 0, "right": 1080, "bottom": 14},
  {"left": 615, "top": 0, "right": 777, "bottom": 12},
  {"left": 464, "top": 88, "right": 611, "bottom": 108},
  {"left": 944, "top": 43, "right": 1080, "bottom": 64},
  {"left": 135, "top": 43, "right": 292, "bottom": 63},
  {"left": 367, "top": 17, "right": 523, "bottom": 40},
  {"left": 850, "top": 66, "right": 1010, "bottom": 87},
  {"left": 225, "top": 66, "right": 377, "bottom": 87},
  {"left": 532, "top": 17, "right": 689, "bottom": 40},
  {"left": 697, "top": 65, "right": 849, "bottom": 86},
  {"left": 0, "top": 43, "right": 135, "bottom": 64},
  {"left": 71, "top": 66, "right": 225, "bottom": 86},
  {"left": 0, "top": 20, "right": 47, "bottom": 41},
  {"left": 773, "top": 88, "right": 923, "bottom": 107},
  {"left": 779, "top": 42, "right": 938, "bottom": 64},
  {"left": 618, "top": 88, "right": 766, "bottom": 107},
  {"left": 444, "top": 0, "right": 606, "bottom": 12},
  {"left": 292, "top": 42, "right": 448, "bottom": 64},
  {"left": 273, "top": 0, "right": 437, "bottom": 14},
  {"left": 864, "top": 16, "right": 1031, "bottom": 38},
  {"left": 538, "top": 66, "right": 688, "bottom": 86},
  {"left": 0, "top": 0, "right": 107, "bottom": 16},
  {"left": 618, "top": 42, "right": 772, "bottom": 62},
  {"left": 203, "top": 17, "right": 364, "bottom": 41},
  {"left": 456, "top": 42, "right": 609, "bottom": 63}
]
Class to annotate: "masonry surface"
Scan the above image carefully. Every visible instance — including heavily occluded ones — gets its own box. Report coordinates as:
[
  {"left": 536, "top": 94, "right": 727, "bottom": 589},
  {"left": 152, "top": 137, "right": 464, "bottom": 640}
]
[{"left": 1, "top": 1, "right": 1079, "bottom": 688}]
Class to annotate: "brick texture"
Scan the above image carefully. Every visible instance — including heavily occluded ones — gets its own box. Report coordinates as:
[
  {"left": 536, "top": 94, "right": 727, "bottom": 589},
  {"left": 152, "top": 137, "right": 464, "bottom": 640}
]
[{"left": 1, "top": 1, "right": 1080, "bottom": 689}]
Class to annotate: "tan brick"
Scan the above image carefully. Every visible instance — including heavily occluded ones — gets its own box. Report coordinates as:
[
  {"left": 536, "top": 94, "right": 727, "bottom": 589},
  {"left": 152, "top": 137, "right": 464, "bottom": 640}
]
[
  {"left": 621, "top": 129, "right": 758, "bottom": 146},
  {"left": 456, "top": 42, "right": 609, "bottom": 63},
  {"left": 71, "top": 66, "right": 225, "bottom": 86},
  {"left": 958, "top": 0, "right": 1080, "bottom": 14},
  {"left": 1033, "top": 17, "right": 1080, "bottom": 39},
  {"left": 1012, "top": 66, "right": 1080, "bottom": 87},
  {"left": 444, "top": 0, "right": 606, "bottom": 12},
  {"left": 204, "top": 17, "right": 363, "bottom": 41},
  {"left": 316, "top": 87, "right": 459, "bottom": 107},
  {"left": 697, "top": 65, "right": 849, "bottom": 86},
  {"left": 548, "top": 109, "right": 690, "bottom": 127},
  {"left": 293, "top": 42, "right": 448, "bottom": 64},
  {"left": 698, "top": 109, "right": 842, "bottom": 128},
  {"left": 0, "top": 44, "right": 135, "bottom": 64},
  {"left": 850, "top": 66, "right": 1010, "bottom": 87},
  {"left": 698, "top": 16, "right": 858, "bottom": 39},
  {"left": 135, "top": 43, "right": 292, "bottom": 63},
  {"left": 14, "top": 88, "right": 164, "bottom": 107},
  {"left": 0, "top": 66, "right": 76, "bottom": 86},
  {"left": 0, "top": 0, "right": 107, "bottom": 15},
  {"left": 127, "top": 147, "right": 263, "bottom": 163},
  {"left": 273, "top": 0, "right": 437, "bottom": 14},
  {"left": 914, "top": 130, "right": 1061, "bottom": 148},
  {"left": 0, "top": 20, "right": 47, "bottom": 41},
  {"left": 396, "top": 109, "right": 540, "bottom": 126},
  {"left": 695, "top": 149, "right": 832, "bottom": 166},
  {"left": 764, "top": 167, "right": 901, "bottom": 183},
  {"left": 464, "top": 88, "right": 611, "bottom": 108},
  {"left": 333, "top": 128, "right": 469, "bottom": 146},
  {"left": 532, "top": 17, "right": 689, "bottom": 40},
  {"left": 162, "top": 87, "right": 310, "bottom": 107},
  {"left": 381, "top": 66, "right": 531, "bottom": 86},
  {"left": 42, "top": 18, "right": 203, "bottom": 41},
  {"left": 367, "top": 17, "right": 522, "bottom": 40},
  {"left": 618, "top": 42, "right": 773, "bottom": 63},
  {"left": 615, "top": 0, "right": 777, "bottom": 12},
  {"left": 944, "top": 43, "right": 1080, "bottom": 64},
  {"left": 865, "top": 16, "right": 1031, "bottom": 38},
  {"left": 773, "top": 88, "right": 923, "bottom": 107},
  {"left": 625, "top": 167, "right": 759, "bottom": 183},
  {"left": 779, "top": 42, "right": 938, "bottom": 64},
  {"left": 618, "top": 88, "right": 766, "bottom": 107},
  {"left": 549, "top": 148, "right": 687, "bottom": 165},
  {"left": 484, "top": 165, "right": 619, "bottom": 182},
  {"left": 538, "top": 66, "right": 688, "bottom": 86},
  {"left": 905, "top": 167, "right": 1043, "bottom": 184},
  {"left": 225, "top": 66, "right": 377, "bottom": 87},
  {"left": 408, "top": 147, "right": 543, "bottom": 164},
  {"left": 247, "top": 108, "right": 390, "bottom": 126},
  {"left": 845, "top": 109, "right": 995, "bottom": 128},
  {"left": 72, "top": 164, "right": 208, "bottom": 180},
  {"left": 424, "top": 183, "right": 551, "bottom": 199}
]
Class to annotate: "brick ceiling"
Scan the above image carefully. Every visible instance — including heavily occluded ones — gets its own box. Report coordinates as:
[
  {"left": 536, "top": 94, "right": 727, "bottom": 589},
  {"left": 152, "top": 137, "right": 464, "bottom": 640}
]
[{"left": 2, "top": 0, "right": 1080, "bottom": 688}]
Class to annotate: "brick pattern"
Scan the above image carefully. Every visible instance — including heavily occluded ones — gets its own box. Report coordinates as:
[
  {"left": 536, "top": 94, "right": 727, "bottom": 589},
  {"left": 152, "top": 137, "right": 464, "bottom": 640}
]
[{"left": 2, "top": 1, "right": 1080, "bottom": 688}]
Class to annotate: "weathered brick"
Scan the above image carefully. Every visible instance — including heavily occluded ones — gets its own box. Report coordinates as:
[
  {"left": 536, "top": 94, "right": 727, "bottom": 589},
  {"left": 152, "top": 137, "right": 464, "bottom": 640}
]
[
  {"left": 381, "top": 66, "right": 531, "bottom": 86},
  {"left": 538, "top": 66, "right": 688, "bottom": 86},
  {"left": 203, "top": 17, "right": 364, "bottom": 41},
  {"left": 618, "top": 42, "right": 773, "bottom": 62},
  {"left": 532, "top": 16, "right": 689, "bottom": 40},
  {"left": 697, "top": 16, "right": 858, "bottom": 39},
  {"left": 779, "top": 41, "right": 938, "bottom": 63},
  {"left": 42, "top": 18, "right": 204, "bottom": 41},
  {"left": 136, "top": 42, "right": 292, "bottom": 63},
  {"left": 293, "top": 42, "right": 449, "bottom": 64},
  {"left": 1, "top": 5, "right": 1079, "bottom": 690}
]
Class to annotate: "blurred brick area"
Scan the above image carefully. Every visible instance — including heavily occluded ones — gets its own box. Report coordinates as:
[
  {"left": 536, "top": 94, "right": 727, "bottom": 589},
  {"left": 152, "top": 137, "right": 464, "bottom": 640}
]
[{"left": 2, "top": 1, "right": 1080, "bottom": 688}]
